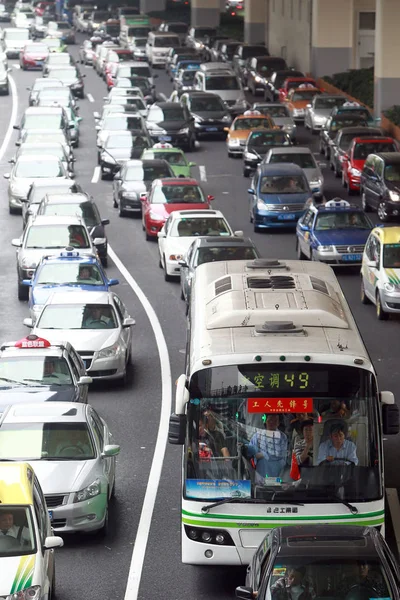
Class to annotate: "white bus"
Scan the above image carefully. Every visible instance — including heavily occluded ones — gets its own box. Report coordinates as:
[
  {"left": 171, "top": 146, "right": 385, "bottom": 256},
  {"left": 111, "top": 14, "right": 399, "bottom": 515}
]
[{"left": 169, "top": 258, "right": 399, "bottom": 565}]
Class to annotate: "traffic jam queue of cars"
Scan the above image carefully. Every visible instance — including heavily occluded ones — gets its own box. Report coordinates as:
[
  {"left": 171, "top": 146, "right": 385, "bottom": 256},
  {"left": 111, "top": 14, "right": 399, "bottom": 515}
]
[{"left": 1, "top": 2, "right": 400, "bottom": 599}]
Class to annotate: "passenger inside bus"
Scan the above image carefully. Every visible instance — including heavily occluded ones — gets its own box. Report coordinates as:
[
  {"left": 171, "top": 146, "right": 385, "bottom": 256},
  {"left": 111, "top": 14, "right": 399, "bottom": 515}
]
[{"left": 246, "top": 413, "right": 288, "bottom": 480}]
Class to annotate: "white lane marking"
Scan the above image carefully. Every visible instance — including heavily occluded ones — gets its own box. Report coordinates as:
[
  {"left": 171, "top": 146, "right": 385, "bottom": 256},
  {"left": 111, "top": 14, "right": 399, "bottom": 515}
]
[
  {"left": 87, "top": 93, "right": 94, "bottom": 102},
  {"left": 12, "top": 64, "right": 20, "bottom": 70},
  {"left": 108, "top": 246, "right": 172, "bottom": 600},
  {"left": 158, "top": 92, "right": 167, "bottom": 101},
  {"left": 386, "top": 488, "right": 400, "bottom": 555},
  {"left": 0, "top": 74, "right": 18, "bottom": 163},
  {"left": 199, "top": 165, "right": 207, "bottom": 182},
  {"left": 91, "top": 166, "right": 100, "bottom": 183}
]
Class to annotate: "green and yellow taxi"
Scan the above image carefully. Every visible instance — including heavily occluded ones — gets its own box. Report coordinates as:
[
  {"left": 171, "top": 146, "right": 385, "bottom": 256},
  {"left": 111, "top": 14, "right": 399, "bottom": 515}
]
[
  {"left": 361, "top": 225, "right": 400, "bottom": 319},
  {"left": 43, "top": 37, "right": 67, "bottom": 53},
  {"left": 140, "top": 143, "right": 196, "bottom": 178},
  {"left": 0, "top": 462, "right": 63, "bottom": 599},
  {"left": 64, "top": 105, "right": 82, "bottom": 147}
]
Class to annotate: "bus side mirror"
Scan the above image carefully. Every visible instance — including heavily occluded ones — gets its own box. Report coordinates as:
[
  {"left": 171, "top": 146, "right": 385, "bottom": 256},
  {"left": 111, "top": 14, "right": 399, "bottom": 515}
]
[
  {"left": 381, "top": 391, "right": 399, "bottom": 435},
  {"left": 169, "top": 413, "right": 186, "bottom": 445}
]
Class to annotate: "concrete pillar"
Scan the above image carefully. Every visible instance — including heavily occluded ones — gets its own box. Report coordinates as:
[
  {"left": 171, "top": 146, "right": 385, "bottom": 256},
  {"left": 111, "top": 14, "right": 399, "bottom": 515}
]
[
  {"left": 311, "top": 0, "right": 354, "bottom": 78},
  {"left": 191, "top": 0, "right": 220, "bottom": 28},
  {"left": 244, "top": 0, "right": 266, "bottom": 45},
  {"left": 140, "top": 0, "right": 166, "bottom": 14},
  {"left": 220, "top": 0, "right": 226, "bottom": 14},
  {"left": 374, "top": 0, "right": 400, "bottom": 115}
]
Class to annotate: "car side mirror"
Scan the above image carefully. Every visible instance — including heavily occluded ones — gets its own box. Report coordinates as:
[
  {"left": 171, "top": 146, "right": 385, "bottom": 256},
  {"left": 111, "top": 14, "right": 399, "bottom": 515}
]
[
  {"left": 234, "top": 230, "right": 244, "bottom": 237},
  {"left": 108, "top": 278, "right": 119, "bottom": 286},
  {"left": 367, "top": 259, "right": 377, "bottom": 268},
  {"left": 3, "top": 173, "right": 10, "bottom": 179},
  {"left": 299, "top": 223, "right": 309, "bottom": 231},
  {"left": 102, "top": 444, "right": 121, "bottom": 457},
  {"left": 15, "top": 141, "right": 21, "bottom": 146},
  {"left": 11, "top": 238, "right": 22, "bottom": 247},
  {"left": 78, "top": 375, "right": 92, "bottom": 385},
  {"left": 168, "top": 413, "right": 186, "bottom": 445},
  {"left": 157, "top": 231, "right": 165, "bottom": 238},
  {"left": 13, "top": 124, "right": 20, "bottom": 130},
  {"left": 95, "top": 124, "right": 101, "bottom": 131},
  {"left": 23, "top": 317, "right": 33, "bottom": 328},
  {"left": 123, "top": 317, "right": 136, "bottom": 328},
  {"left": 22, "top": 279, "right": 32, "bottom": 286},
  {"left": 207, "top": 194, "right": 214, "bottom": 202},
  {"left": 223, "top": 127, "right": 229, "bottom": 132},
  {"left": 247, "top": 188, "right": 255, "bottom": 195},
  {"left": 93, "top": 111, "right": 100, "bottom": 119},
  {"left": 44, "top": 536, "right": 64, "bottom": 550},
  {"left": 188, "top": 162, "right": 196, "bottom": 167},
  {"left": 178, "top": 260, "right": 188, "bottom": 268},
  {"left": 235, "top": 586, "right": 255, "bottom": 600},
  {"left": 306, "top": 103, "right": 311, "bottom": 108}
]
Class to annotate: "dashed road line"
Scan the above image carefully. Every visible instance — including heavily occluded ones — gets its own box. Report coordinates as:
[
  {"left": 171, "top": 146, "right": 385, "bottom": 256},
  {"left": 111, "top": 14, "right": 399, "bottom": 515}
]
[
  {"left": 91, "top": 166, "right": 100, "bottom": 183},
  {"left": 87, "top": 93, "right": 94, "bottom": 102},
  {"left": 0, "top": 74, "right": 18, "bottom": 163},
  {"left": 199, "top": 165, "right": 207, "bottom": 182}
]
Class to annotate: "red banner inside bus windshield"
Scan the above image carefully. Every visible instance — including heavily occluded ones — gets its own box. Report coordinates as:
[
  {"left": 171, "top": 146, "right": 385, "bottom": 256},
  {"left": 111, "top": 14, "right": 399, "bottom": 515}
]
[{"left": 247, "top": 398, "right": 313, "bottom": 413}]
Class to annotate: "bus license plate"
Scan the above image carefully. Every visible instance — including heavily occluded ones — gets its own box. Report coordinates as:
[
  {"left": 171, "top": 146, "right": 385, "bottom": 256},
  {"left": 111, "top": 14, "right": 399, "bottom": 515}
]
[
  {"left": 48, "top": 510, "right": 53, "bottom": 521},
  {"left": 342, "top": 253, "right": 362, "bottom": 261},
  {"left": 278, "top": 214, "right": 295, "bottom": 220}
]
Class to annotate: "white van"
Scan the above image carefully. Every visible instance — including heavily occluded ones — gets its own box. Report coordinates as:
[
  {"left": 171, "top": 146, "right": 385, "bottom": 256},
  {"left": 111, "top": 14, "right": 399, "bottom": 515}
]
[{"left": 146, "top": 31, "right": 180, "bottom": 67}]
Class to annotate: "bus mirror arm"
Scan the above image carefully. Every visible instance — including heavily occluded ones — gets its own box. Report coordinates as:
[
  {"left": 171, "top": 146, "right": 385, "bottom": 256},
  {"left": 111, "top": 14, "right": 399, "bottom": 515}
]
[{"left": 168, "top": 413, "right": 186, "bottom": 445}]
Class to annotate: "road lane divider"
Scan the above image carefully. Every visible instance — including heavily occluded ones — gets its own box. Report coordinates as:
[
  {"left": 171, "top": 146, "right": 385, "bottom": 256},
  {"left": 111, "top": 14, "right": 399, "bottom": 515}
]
[
  {"left": 91, "top": 166, "right": 100, "bottom": 183},
  {"left": 0, "top": 74, "right": 18, "bottom": 163},
  {"left": 87, "top": 93, "right": 94, "bottom": 102},
  {"left": 199, "top": 165, "right": 207, "bottom": 182}
]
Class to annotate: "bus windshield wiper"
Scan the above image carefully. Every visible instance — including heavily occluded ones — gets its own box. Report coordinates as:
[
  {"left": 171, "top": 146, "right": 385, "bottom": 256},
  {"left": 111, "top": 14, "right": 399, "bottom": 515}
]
[
  {"left": 201, "top": 496, "right": 304, "bottom": 514},
  {"left": 305, "top": 489, "right": 358, "bottom": 515},
  {"left": 0, "top": 377, "right": 29, "bottom": 386}
]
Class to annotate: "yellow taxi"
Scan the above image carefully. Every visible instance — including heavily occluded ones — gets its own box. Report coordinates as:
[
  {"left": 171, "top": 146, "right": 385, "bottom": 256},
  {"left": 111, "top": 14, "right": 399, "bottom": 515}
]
[
  {"left": 225, "top": 113, "right": 275, "bottom": 157},
  {"left": 0, "top": 462, "right": 63, "bottom": 599},
  {"left": 361, "top": 226, "right": 400, "bottom": 320}
]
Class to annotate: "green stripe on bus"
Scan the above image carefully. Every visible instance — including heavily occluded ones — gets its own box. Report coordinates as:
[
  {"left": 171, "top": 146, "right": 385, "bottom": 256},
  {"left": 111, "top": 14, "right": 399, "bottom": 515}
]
[
  {"left": 182, "top": 509, "right": 384, "bottom": 522},
  {"left": 182, "top": 516, "right": 385, "bottom": 529}
]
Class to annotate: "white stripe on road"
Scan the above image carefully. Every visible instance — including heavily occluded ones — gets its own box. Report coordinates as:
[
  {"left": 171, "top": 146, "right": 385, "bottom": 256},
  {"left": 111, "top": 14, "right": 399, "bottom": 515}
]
[
  {"left": 87, "top": 93, "right": 94, "bottom": 102},
  {"left": 386, "top": 488, "right": 400, "bottom": 554},
  {"left": 12, "top": 64, "right": 20, "bottom": 70},
  {"left": 0, "top": 74, "right": 18, "bottom": 163},
  {"left": 199, "top": 165, "right": 207, "bottom": 182},
  {"left": 91, "top": 166, "right": 100, "bottom": 183},
  {"left": 108, "top": 246, "right": 172, "bottom": 600}
]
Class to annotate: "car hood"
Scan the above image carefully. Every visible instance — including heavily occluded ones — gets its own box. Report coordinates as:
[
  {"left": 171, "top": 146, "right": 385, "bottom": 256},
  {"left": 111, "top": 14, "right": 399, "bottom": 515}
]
[
  {"left": 152, "top": 119, "right": 187, "bottom": 131},
  {"left": 32, "top": 283, "right": 109, "bottom": 306},
  {"left": 31, "top": 459, "right": 96, "bottom": 494},
  {"left": 216, "top": 90, "right": 243, "bottom": 102},
  {"left": 192, "top": 110, "right": 227, "bottom": 120},
  {"left": 121, "top": 180, "right": 147, "bottom": 193},
  {"left": 290, "top": 100, "right": 310, "bottom": 109},
  {"left": 313, "top": 108, "right": 333, "bottom": 118},
  {"left": 150, "top": 202, "right": 209, "bottom": 217},
  {"left": 24, "top": 51, "right": 48, "bottom": 58},
  {"left": 229, "top": 129, "right": 252, "bottom": 140},
  {"left": 0, "top": 556, "right": 38, "bottom": 596},
  {"left": 164, "top": 236, "right": 202, "bottom": 256},
  {"left": 102, "top": 147, "right": 132, "bottom": 161},
  {"left": 34, "top": 327, "right": 120, "bottom": 351},
  {"left": 313, "top": 229, "right": 371, "bottom": 245},
  {"left": 384, "top": 180, "right": 400, "bottom": 194},
  {"left": 0, "top": 386, "right": 76, "bottom": 412},
  {"left": 258, "top": 191, "right": 309, "bottom": 204}
]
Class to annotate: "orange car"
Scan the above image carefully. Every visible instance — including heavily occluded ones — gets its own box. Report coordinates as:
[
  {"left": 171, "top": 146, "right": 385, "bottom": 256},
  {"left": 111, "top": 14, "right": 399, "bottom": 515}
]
[
  {"left": 225, "top": 114, "right": 275, "bottom": 157},
  {"left": 286, "top": 87, "right": 322, "bottom": 121}
]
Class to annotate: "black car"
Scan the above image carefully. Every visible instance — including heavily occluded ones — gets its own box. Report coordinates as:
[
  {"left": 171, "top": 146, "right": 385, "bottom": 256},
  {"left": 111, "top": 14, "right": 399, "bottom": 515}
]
[
  {"left": 180, "top": 91, "right": 232, "bottom": 138},
  {"left": 361, "top": 152, "right": 400, "bottom": 220},
  {"left": 237, "top": 525, "right": 400, "bottom": 600},
  {"left": 115, "top": 75, "right": 155, "bottom": 103},
  {"left": 180, "top": 236, "right": 260, "bottom": 306},
  {"left": 112, "top": 158, "right": 174, "bottom": 217},
  {"left": 319, "top": 114, "right": 369, "bottom": 159},
  {"left": 330, "top": 127, "right": 384, "bottom": 177},
  {"left": 100, "top": 130, "right": 153, "bottom": 179},
  {"left": 219, "top": 40, "right": 241, "bottom": 64},
  {"left": 186, "top": 26, "right": 218, "bottom": 50},
  {"left": 146, "top": 102, "right": 196, "bottom": 151},
  {"left": 243, "top": 129, "right": 292, "bottom": 177},
  {"left": 264, "top": 69, "right": 304, "bottom": 102},
  {"left": 244, "top": 56, "right": 288, "bottom": 95},
  {"left": 36, "top": 192, "right": 110, "bottom": 265},
  {"left": 232, "top": 44, "right": 269, "bottom": 82}
]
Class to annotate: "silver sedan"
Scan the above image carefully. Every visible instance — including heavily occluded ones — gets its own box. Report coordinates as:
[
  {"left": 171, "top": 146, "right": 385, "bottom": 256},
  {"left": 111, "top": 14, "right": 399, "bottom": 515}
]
[
  {"left": 0, "top": 402, "right": 120, "bottom": 534},
  {"left": 304, "top": 94, "right": 347, "bottom": 134}
]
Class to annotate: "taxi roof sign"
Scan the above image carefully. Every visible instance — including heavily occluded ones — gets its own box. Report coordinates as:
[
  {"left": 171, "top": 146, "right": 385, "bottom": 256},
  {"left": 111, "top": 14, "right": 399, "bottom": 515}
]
[
  {"left": 15, "top": 335, "right": 51, "bottom": 349},
  {"left": 324, "top": 199, "right": 350, "bottom": 209},
  {"left": 153, "top": 142, "right": 173, "bottom": 149},
  {"left": 0, "top": 462, "right": 34, "bottom": 505}
]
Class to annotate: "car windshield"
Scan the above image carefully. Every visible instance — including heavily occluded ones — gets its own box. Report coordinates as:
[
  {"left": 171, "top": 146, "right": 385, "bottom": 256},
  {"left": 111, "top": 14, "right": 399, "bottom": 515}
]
[
  {"left": 43, "top": 39, "right": 61, "bottom": 49},
  {"left": 384, "top": 164, "right": 400, "bottom": 181},
  {"left": 41, "top": 201, "right": 99, "bottom": 227},
  {"left": 103, "top": 115, "right": 142, "bottom": 130},
  {"left": 269, "top": 152, "right": 316, "bottom": 169},
  {"left": 168, "top": 24, "right": 187, "bottom": 33},
  {"left": 25, "top": 44, "right": 47, "bottom": 52},
  {"left": 171, "top": 218, "right": 230, "bottom": 237},
  {"left": 124, "top": 164, "right": 171, "bottom": 181},
  {"left": 38, "top": 89, "right": 70, "bottom": 104},
  {"left": 36, "top": 262, "right": 104, "bottom": 285},
  {"left": 105, "top": 134, "right": 133, "bottom": 148},
  {"left": 194, "top": 27, "right": 216, "bottom": 38},
  {"left": 234, "top": 118, "right": 268, "bottom": 130},
  {"left": 133, "top": 38, "right": 147, "bottom": 48},
  {"left": 180, "top": 70, "right": 196, "bottom": 83},
  {"left": 25, "top": 225, "right": 90, "bottom": 249},
  {"left": 241, "top": 46, "right": 267, "bottom": 58},
  {"left": 128, "top": 27, "right": 150, "bottom": 36},
  {"left": 5, "top": 30, "right": 29, "bottom": 39},
  {"left": 37, "top": 303, "right": 118, "bottom": 329},
  {"left": 259, "top": 175, "right": 307, "bottom": 194},
  {"left": 249, "top": 131, "right": 290, "bottom": 147},
  {"left": 47, "top": 53, "right": 70, "bottom": 64},
  {"left": 185, "top": 364, "right": 382, "bottom": 503},
  {"left": 195, "top": 245, "right": 258, "bottom": 265},
  {"left": 0, "top": 356, "right": 72, "bottom": 387},
  {"left": 33, "top": 79, "right": 63, "bottom": 91},
  {"left": 330, "top": 119, "right": 367, "bottom": 133},
  {"left": 383, "top": 243, "right": 400, "bottom": 268},
  {"left": 315, "top": 96, "right": 346, "bottom": 109},
  {"left": 315, "top": 212, "right": 371, "bottom": 230},
  {"left": 190, "top": 97, "right": 225, "bottom": 112},
  {"left": 353, "top": 141, "right": 396, "bottom": 159},
  {"left": 105, "top": 24, "right": 120, "bottom": 36},
  {"left": 0, "top": 422, "right": 95, "bottom": 460},
  {"left": 29, "top": 183, "right": 75, "bottom": 204},
  {"left": 24, "top": 132, "right": 67, "bottom": 147},
  {"left": 15, "top": 159, "right": 63, "bottom": 178},
  {"left": 205, "top": 75, "right": 240, "bottom": 90},
  {"left": 19, "top": 146, "right": 65, "bottom": 161},
  {"left": 47, "top": 68, "right": 77, "bottom": 82},
  {"left": 339, "top": 132, "right": 375, "bottom": 149},
  {"left": 292, "top": 90, "right": 320, "bottom": 101},
  {"left": 264, "top": 558, "right": 391, "bottom": 600},
  {"left": 109, "top": 51, "right": 132, "bottom": 62},
  {"left": 22, "top": 114, "right": 62, "bottom": 129},
  {"left": 258, "top": 105, "right": 289, "bottom": 118},
  {"left": 122, "top": 98, "right": 145, "bottom": 110},
  {"left": 148, "top": 151, "right": 186, "bottom": 166},
  {"left": 339, "top": 108, "right": 371, "bottom": 120},
  {"left": 155, "top": 36, "right": 178, "bottom": 47},
  {"left": 124, "top": 65, "right": 150, "bottom": 78},
  {"left": 152, "top": 184, "right": 204, "bottom": 204},
  {"left": 257, "top": 59, "right": 286, "bottom": 74},
  {"left": 0, "top": 507, "right": 36, "bottom": 557},
  {"left": 148, "top": 106, "right": 185, "bottom": 122}
]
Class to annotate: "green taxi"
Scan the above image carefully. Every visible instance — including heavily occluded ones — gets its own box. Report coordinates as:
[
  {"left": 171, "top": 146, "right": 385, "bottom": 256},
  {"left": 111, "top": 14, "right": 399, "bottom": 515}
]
[
  {"left": 43, "top": 37, "right": 67, "bottom": 53},
  {"left": 64, "top": 106, "right": 82, "bottom": 147},
  {"left": 140, "top": 143, "right": 196, "bottom": 178}
]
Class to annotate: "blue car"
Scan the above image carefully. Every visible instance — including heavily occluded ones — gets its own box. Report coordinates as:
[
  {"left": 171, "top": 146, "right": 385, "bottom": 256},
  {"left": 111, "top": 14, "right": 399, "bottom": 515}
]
[
  {"left": 248, "top": 163, "right": 311, "bottom": 231},
  {"left": 296, "top": 198, "right": 373, "bottom": 265},
  {"left": 24, "top": 249, "right": 119, "bottom": 320},
  {"left": 171, "top": 59, "right": 201, "bottom": 79}
]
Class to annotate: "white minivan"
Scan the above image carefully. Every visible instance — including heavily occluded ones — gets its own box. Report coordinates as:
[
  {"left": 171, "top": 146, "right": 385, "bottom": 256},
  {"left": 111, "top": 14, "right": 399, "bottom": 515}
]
[{"left": 146, "top": 31, "right": 180, "bottom": 67}]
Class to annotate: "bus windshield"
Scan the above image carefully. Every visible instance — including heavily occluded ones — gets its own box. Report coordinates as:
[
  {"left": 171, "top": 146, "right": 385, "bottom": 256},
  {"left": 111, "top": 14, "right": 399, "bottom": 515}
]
[{"left": 185, "top": 364, "right": 381, "bottom": 504}]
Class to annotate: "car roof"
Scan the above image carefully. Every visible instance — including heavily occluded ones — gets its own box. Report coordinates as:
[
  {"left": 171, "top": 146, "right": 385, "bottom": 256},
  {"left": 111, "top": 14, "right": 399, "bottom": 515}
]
[
  {"left": 372, "top": 225, "right": 400, "bottom": 244},
  {"left": 1, "top": 402, "right": 86, "bottom": 423},
  {"left": 258, "top": 163, "right": 305, "bottom": 175},
  {"left": 331, "top": 113, "right": 367, "bottom": 122},
  {"left": 31, "top": 179, "right": 74, "bottom": 188},
  {"left": 44, "top": 192, "right": 90, "bottom": 203},
  {"left": 46, "top": 290, "right": 112, "bottom": 305},
  {"left": 195, "top": 236, "right": 255, "bottom": 247},
  {"left": 145, "top": 147, "right": 183, "bottom": 154},
  {"left": 30, "top": 215, "right": 84, "bottom": 226},
  {"left": 24, "top": 106, "right": 64, "bottom": 115},
  {"left": 19, "top": 142, "right": 64, "bottom": 149},
  {"left": 16, "top": 154, "right": 61, "bottom": 163},
  {"left": 156, "top": 177, "right": 199, "bottom": 185},
  {"left": 268, "top": 146, "right": 312, "bottom": 154},
  {"left": 374, "top": 152, "right": 400, "bottom": 163},
  {"left": 40, "top": 252, "right": 99, "bottom": 265},
  {"left": 185, "top": 91, "right": 222, "bottom": 99},
  {"left": 170, "top": 209, "right": 223, "bottom": 219},
  {"left": 235, "top": 115, "right": 270, "bottom": 121},
  {"left": 291, "top": 87, "right": 320, "bottom": 93}
]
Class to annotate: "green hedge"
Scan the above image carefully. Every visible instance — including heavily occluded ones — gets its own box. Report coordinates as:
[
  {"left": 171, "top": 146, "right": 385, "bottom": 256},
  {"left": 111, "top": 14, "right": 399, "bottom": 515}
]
[
  {"left": 323, "top": 67, "right": 374, "bottom": 108},
  {"left": 384, "top": 105, "right": 400, "bottom": 127}
]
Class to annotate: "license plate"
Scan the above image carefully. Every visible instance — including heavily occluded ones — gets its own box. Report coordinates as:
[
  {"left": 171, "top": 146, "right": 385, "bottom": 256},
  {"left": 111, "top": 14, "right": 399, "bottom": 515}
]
[
  {"left": 342, "top": 253, "right": 362, "bottom": 261},
  {"left": 159, "top": 136, "right": 171, "bottom": 142},
  {"left": 278, "top": 213, "right": 296, "bottom": 220},
  {"left": 206, "top": 127, "right": 218, "bottom": 132},
  {"left": 48, "top": 510, "right": 53, "bottom": 521}
]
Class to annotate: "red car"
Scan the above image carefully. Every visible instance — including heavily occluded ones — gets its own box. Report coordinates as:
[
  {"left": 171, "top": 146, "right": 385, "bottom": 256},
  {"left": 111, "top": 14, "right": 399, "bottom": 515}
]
[
  {"left": 342, "top": 137, "right": 398, "bottom": 194},
  {"left": 20, "top": 42, "right": 49, "bottom": 70},
  {"left": 278, "top": 77, "right": 318, "bottom": 103},
  {"left": 35, "top": 1, "right": 54, "bottom": 16},
  {"left": 141, "top": 178, "right": 214, "bottom": 240},
  {"left": 103, "top": 48, "right": 134, "bottom": 83}
]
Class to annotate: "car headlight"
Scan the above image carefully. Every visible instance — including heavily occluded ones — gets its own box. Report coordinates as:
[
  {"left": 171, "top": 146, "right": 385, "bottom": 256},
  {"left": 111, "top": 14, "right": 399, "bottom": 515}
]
[
  {"left": 255, "top": 75, "right": 263, "bottom": 83},
  {"left": 310, "top": 178, "right": 323, "bottom": 188},
  {"left": 245, "top": 152, "right": 258, "bottom": 161},
  {"left": 384, "top": 282, "right": 396, "bottom": 292},
  {"left": 349, "top": 167, "right": 361, "bottom": 177},
  {"left": 21, "top": 257, "right": 36, "bottom": 268},
  {"left": 256, "top": 199, "right": 266, "bottom": 210},
  {"left": 121, "top": 191, "right": 138, "bottom": 199},
  {"left": 314, "top": 116, "right": 326, "bottom": 124},
  {"left": 73, "top": 478, "right": 102, "bottom": 503},
  {"left": 168, "top": 253, "right": 183, "bottom": 261},
  {"left": 149, "top": 211, "right": 165, "bottom": 221},
  {"left": 283, "top": 124, "right": 295, "bottom": 131},
  {"left": 178, "top": 127, "right": 189, "bottom": 134},
  {"left": 228, "top": 138, "right": 241, "bottom": 147},
  {"left": 222, "top": 114, "right": 232, "bottom": 123},
  {"left": 9, "top": 585, "right": 41, "bottom": 599},
  {"left": 193, "top": 114, "right": 203, "bottom": 123},
  {"left": 32, "top": 304, "right": 44, "bottom": 314},
  {"left": 318, "top": 245, "right": 334, "bottom": 252},
  {"left": 97, "top": 341, "right": 121, "bottom": 359},
  {"left": 389, "top": 190, "right": 400, "bottom": 201}
]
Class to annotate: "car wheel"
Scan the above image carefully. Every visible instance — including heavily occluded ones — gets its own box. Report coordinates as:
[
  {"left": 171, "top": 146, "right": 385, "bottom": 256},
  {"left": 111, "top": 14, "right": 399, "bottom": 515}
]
[
  {"left": 111, "top": 475, "right": 116, "bottom": 498},
  {"left": 18, "top": 281, "right": 28, "bottom": 301},
  {"left": 296, "top": 239, "right": 306, "bottom": 260},
  {"left": 243, "top": 169, "right": 250, "bottom": 178},
  {"left": 159, "top": 254, "right": 163, "bottom": 268},
  {"left": 100, "top": 169, "right": 107, "bottom": 180},
  {"left": 50, "top": 566, "right": 56, "bottom": 600},
  {"left": 360, "top": 278, "right": 370, "bottom": 305},
  {"left": 310, "top": 249, "right": 317, "bottom": 261},
  {"left": 145, "top": 230, "right": 152, "bottom": 241},
  {"left": 101, "top": 255, "right": 108, "bottom": 268},
  {"left": 164, "top": 256, "right": 173, "bottom": 281},
  {"left": 376, "top": 291, "right": 389, "bottom": 320},
  {"left": 188, "top": 135, "right": 195, "bottom": 152},
  {"left": 253, "top": 222, "right": 261, "bottom": 233},
  {"left": 361, "top": 191, "right": 370, "bottom": 212},
  {"left": 325, "top": 147, "right": 330, "bottom": 160},
  {"left": 119, "top": 205, "right": 126, "bottom": 218},
  {"left": 319, "top": 141, "right": 325, "bottom": 155},
  {"left": 378, "top": 201, "right": 389, "bottom": 222},
  {"left": 9, "top": 206, "right": 18, "bottom": 215},
  {"left": 180, "top": 287, "right": 185, "bottom": 300}
]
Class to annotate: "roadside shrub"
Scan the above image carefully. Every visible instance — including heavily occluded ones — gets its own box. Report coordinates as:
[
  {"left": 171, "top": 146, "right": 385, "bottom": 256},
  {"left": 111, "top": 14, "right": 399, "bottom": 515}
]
[
  {"left": 324, "top": 67, "right": 374, "bottom": 107},
  {"left": 384, "top": 105, "right": 400, "bottom": 127}
]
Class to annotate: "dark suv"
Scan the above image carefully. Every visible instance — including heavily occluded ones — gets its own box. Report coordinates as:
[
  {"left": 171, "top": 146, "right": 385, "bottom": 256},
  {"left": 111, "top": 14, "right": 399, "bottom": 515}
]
[
  {"left": 330, "top": 127, "right": 384, "bottom": 177},
  {"left": 244, "top": 56, "right": 288, "bottom": 96},
  {"left": 361, "top": 152, "right": 400, "bottom": 221},
  {"left": 145, "top": 102, "right": 196, "bottom": 150}
]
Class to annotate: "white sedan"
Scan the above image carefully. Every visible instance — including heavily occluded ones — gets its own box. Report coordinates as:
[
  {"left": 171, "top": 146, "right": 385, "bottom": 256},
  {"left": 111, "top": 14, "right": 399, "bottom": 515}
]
[
  {"left": 157, "top": 209, "right": 242, "bottom": 281},
  {"left": 24, "top": 290, "right": 135, "bottom": 384}
]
